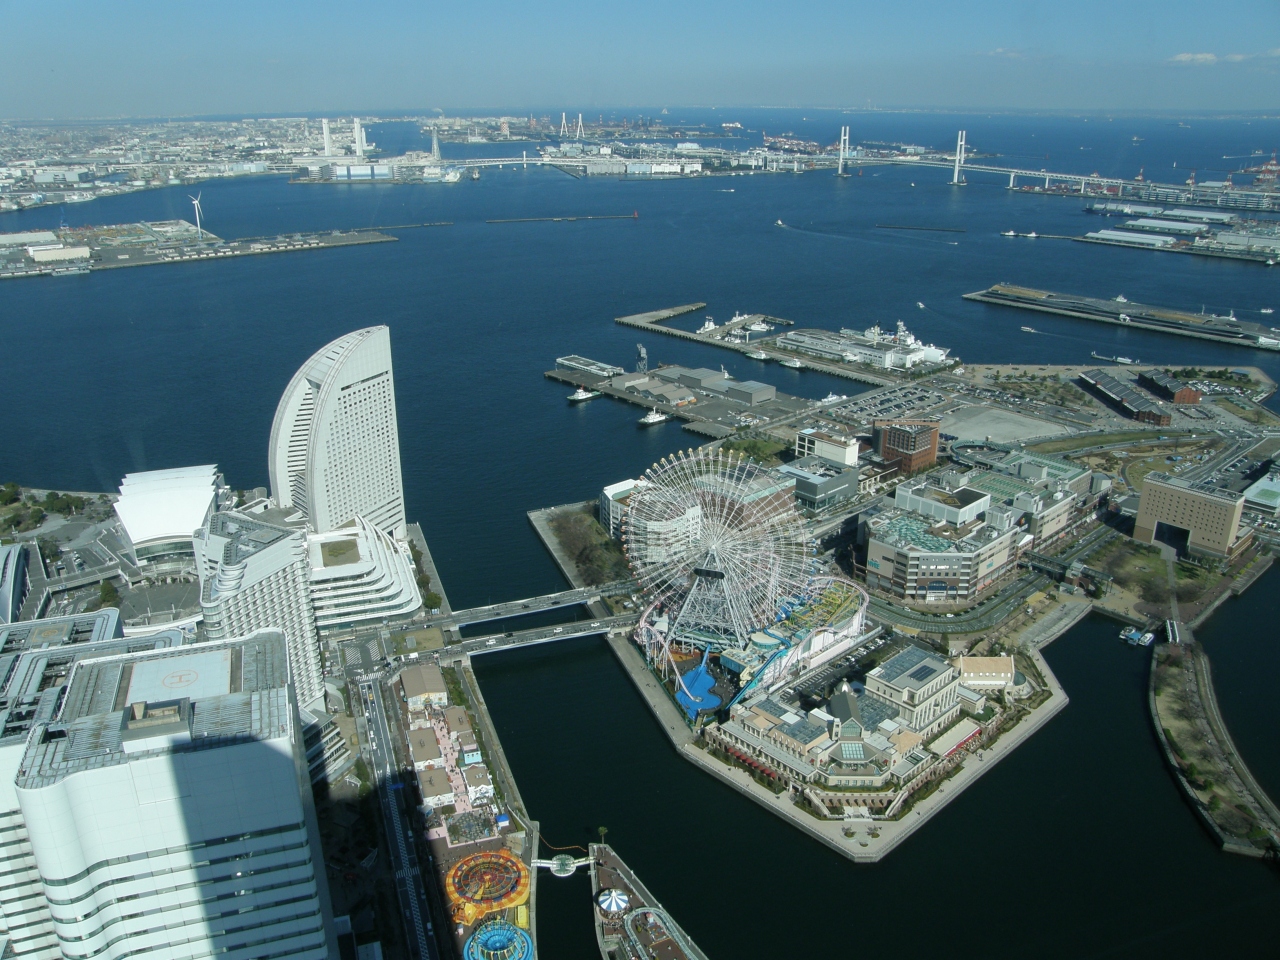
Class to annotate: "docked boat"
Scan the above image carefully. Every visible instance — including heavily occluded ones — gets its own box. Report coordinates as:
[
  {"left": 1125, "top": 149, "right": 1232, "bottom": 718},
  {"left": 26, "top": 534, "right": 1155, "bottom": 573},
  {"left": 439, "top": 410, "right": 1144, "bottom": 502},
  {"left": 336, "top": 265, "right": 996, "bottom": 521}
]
[
  {"left": 779, "top": 357, "right": 803, "bottom": 369},
  {"left": 1021, "top": 326, "right": 1037, "bottom": 333},
  {"left": 746, "top": 350, "right": 768, "bottom": 360},
  {"left": 1115, "top": 356, "right": 1138, "bottom": 364},
  {"left": 747, "top": 321, "right": 771, "bottom": 333},
  {"left": 1114, "top": 294, "right": 1129, "bottom": 303},
  {"left": 821, "top": 392, "right": 847, "bottom": 404},
  {"left": 697, "top": 318, "right": 717, "bottom": 334},
  {"left": 1120, "top": 626, "right": 1143, "bottom": 644},
  {"left": 567, "top": 387, "right": 600, "bottom": 403},
  {"left": 639, "top": 408, "right": 669, "bottom": 426},
  {"left": 1002, "top": 230, "right": 1016, "bottom": 236}
]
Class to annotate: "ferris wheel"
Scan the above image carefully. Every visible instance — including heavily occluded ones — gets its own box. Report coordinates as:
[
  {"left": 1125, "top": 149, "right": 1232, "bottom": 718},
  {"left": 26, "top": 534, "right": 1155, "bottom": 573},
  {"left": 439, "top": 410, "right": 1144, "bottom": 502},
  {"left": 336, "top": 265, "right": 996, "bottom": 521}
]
[{"left": 622, "top": 447, "right": 812, "bottom": 651}]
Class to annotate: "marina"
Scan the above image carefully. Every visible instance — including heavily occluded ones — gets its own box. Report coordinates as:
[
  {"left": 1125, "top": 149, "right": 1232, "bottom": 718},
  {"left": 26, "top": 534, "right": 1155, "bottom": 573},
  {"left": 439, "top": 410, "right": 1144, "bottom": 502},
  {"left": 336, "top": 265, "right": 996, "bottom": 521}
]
[
  {"left": 547, "top": 354, "right": 816, "bottom": 438},
  {"left": 0, "top": 219, "right": 396, "bottom": 280},
  {"left": 967, "top": 284, "right": 1280, "bottom": 351}
]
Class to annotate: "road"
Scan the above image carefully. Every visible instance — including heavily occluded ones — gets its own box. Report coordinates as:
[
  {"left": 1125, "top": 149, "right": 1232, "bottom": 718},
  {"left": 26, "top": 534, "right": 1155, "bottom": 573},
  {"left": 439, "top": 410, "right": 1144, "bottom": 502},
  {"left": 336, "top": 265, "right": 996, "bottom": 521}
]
[
  {"left": 424, "top": 581, "right": 634, "bottom": 629},
  {"left": 358, "top": 679, "right": 438, "bottom": 960},
  {"left": 443, "top": 614, "right": 640, "bottom": 661}
]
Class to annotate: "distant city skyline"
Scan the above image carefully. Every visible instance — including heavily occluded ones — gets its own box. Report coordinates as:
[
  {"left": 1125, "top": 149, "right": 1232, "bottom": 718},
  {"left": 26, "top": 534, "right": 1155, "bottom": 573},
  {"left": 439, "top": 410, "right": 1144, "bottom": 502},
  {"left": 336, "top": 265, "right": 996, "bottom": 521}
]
[{"left": 1, "top": 0, "right": 1277, "bottom": 118}]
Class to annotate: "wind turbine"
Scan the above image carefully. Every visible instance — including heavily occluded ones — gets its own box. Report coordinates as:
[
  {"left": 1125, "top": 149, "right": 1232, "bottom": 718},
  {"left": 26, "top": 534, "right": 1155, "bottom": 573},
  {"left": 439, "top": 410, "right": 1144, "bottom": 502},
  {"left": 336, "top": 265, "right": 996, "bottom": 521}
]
[{"left": 189, "top": 192, "right": 204, "bottom": 240}]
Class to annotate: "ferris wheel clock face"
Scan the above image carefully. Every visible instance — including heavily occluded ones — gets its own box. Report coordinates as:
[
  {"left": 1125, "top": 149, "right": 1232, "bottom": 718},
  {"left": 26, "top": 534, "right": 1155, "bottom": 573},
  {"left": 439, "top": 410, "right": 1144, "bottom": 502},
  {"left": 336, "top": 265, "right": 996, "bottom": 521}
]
[{"left": 623, "top": 448, "right": 810, "bottom": 647}]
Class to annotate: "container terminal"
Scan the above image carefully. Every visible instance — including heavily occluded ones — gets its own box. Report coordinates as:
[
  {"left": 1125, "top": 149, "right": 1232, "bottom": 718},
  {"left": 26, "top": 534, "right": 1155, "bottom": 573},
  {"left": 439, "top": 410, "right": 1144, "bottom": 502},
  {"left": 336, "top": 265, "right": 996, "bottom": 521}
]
[
  {"left": 0, "top": 219, "right": 395, "bottom": 280},
  {"left": 965, "top": 284, "right": 1280, "bottom": 351}
]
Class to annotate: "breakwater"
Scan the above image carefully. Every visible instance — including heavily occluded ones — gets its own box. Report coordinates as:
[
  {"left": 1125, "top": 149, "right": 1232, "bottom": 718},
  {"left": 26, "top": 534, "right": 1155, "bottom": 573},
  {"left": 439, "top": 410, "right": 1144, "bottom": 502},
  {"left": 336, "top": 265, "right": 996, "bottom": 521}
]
[{"left": 1150, "top": 641, "right": 1280, "bottom": 857}]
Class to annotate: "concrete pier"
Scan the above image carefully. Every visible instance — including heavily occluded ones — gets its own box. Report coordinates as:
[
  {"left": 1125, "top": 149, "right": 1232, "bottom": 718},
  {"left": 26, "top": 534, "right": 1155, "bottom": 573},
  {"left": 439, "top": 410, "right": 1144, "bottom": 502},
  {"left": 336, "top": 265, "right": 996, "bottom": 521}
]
[
  {"left": 606, "top": 626, "right": 1070, "bottom": 863},
  {"left": 615, "top": 305, "right": 897, "bottom": 386},
  {"left": 407, "top": 522, "right": 452, "bottom": 615}
]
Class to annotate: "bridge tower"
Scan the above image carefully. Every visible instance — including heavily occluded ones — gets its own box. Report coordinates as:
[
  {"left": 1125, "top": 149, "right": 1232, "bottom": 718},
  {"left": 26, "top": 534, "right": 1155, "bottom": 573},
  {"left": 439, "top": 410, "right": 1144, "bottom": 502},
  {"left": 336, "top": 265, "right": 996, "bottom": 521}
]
[
  {"left": 951, "top": 130, "right": 966, "bottom": 185},
  {"left": 838, "top": 126, "right": 850, "bottom": 176},
  {"left": 560, "top": 112, "right": 569, "bottom": 137},
  {"left": 575, "top": 113, "right": 585, "bottom": 139}
]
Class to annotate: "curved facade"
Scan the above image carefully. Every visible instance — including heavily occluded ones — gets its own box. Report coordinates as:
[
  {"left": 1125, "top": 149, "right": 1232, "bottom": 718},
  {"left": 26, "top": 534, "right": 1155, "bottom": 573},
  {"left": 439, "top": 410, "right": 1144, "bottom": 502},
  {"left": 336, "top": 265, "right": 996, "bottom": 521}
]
[
  {"left": 269, "top": 326, "right": 406, "bottom": 538},
  {"left": 308, "top": 516, "right": 422, "bottom": 632},
  {"left": 14, "top": 634, "right": 335, "bottom": 960}
]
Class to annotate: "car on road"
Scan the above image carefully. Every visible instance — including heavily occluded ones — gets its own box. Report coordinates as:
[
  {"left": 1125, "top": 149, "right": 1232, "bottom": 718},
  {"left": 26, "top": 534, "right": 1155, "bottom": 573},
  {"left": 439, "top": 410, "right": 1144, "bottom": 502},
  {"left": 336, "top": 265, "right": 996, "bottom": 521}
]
[
  {"left": 591, "top": 621, "right": 601, "bottom": 627},
  {"left": 552, "top": 627, "right": 564, "bottom": 634},
  {"left": 486, "top": 639, "right": 498, "bottom": 646}
]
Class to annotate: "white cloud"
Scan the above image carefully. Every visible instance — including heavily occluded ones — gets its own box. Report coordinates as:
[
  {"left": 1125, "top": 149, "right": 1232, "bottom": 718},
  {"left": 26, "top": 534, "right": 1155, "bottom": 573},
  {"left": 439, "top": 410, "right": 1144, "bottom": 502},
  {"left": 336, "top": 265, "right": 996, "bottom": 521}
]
[{"left": 1171, "top": 49, "right": 1280, "bottom": 66}]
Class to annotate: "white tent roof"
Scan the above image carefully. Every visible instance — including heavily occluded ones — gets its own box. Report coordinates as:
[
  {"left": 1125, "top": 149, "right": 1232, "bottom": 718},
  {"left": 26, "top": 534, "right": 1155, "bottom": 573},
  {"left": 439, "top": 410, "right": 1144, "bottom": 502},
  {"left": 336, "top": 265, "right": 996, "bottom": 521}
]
[{"left": 114, "top": 465, "right": 221, "bottom": 547}]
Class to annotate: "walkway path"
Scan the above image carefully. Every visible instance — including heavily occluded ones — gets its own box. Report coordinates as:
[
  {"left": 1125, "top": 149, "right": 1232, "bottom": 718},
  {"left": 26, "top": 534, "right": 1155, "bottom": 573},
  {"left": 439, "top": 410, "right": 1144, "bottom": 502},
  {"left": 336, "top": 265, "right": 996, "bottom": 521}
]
[
  {"left": 607, "top": 631, "right": 1069, "bottom": 863},
  {"left": 407, "top": 522, "right": 452, "bottom": 615}
]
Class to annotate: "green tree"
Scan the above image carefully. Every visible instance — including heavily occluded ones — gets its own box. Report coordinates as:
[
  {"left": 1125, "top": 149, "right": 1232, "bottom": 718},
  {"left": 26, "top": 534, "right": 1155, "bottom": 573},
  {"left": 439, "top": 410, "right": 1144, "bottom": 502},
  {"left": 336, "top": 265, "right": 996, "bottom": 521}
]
[{"left": 99, "top": 580, "right": 121, "bottom": 608}]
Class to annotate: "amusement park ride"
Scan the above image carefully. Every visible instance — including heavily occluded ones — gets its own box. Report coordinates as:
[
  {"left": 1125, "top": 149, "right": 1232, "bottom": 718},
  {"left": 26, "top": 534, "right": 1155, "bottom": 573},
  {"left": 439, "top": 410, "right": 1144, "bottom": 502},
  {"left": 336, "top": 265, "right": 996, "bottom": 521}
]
[{"left": 622, "top": 448, "right": 868, "bottom": 717}]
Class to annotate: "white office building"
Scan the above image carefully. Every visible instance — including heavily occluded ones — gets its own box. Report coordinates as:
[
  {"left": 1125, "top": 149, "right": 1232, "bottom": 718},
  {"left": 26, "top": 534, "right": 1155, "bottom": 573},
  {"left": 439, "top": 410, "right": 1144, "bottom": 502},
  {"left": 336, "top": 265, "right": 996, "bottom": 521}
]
[
  {"left": 14, "top": 632, "right": 338, "bottom": 960},
  {"left": 269, "top": 326, "right": 407, "bottom": 539},
  {"left": 113, "top": 465, "right": 228, "bottom": 571},
  {"left": 0, "top": 613, "right": 174, "bottom": 959},
  {"left": 308, "top": 516, "right": 422, "bottom": 632},
  {"left": 600, "top": 479, "right": 647, "bottom": 540},
  {"left": 194, "top": 512, "right": 323, "bottom": 711}
]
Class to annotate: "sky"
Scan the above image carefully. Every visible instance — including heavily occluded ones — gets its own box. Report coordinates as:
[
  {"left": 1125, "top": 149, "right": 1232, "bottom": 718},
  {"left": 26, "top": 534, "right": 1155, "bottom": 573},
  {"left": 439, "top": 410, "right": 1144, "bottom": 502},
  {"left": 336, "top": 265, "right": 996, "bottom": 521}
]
[{"left": 1, "top": 0, "right": 1277, "bottom": 118}]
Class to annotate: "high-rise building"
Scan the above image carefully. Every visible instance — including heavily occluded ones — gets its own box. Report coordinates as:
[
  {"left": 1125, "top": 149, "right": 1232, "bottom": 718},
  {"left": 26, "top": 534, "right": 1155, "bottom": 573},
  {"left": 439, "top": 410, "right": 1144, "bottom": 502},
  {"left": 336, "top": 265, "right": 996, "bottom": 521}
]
[
  {"left": 194, "top": 511, "right": 323, "bottom": 710},
  {"left": 0, "top": 610, "right": 145, "bottom": 958},
  {"left": 874, "top": 419, "right": 939, "bottom": 475},
  {"left": 14, "top": 631, "right": 338, "bottom": 960},
  {"left": 1134, "top": 473, "right": 1250, "bottom": 559},
  {"left": 269, "top": 326, "right": 406, "bottom": 539}
]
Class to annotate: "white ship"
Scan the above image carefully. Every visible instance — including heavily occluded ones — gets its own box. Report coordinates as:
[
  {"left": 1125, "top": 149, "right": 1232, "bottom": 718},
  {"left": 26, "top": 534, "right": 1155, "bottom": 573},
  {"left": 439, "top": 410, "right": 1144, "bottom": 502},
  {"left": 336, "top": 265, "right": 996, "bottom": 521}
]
[
  {"left": 780, "top": 357, "right": 803, "bottom": 369},
  {"left": 1021, "top": 326, "right": 1036, "bottom": 333},
  {"left": 1115, "top": 356, "right": 1138, "bottom": 365},
  {"left": 1262, "top": 308, "right": 1274, "bottom": 314},
  {"left": 1114, "top": 294, "right": 1129, "bottom": 303},
  {"left": 746, "top": 350, "right": 768, "bottom": 360},
  {"left": 747, "top": 321, "right": 771, "bottom": 333},
  {"left": 1001, "top": 230, "right": 1016, "bottom": 237},
  {"left": 697, "top": 318, "right": 717, "bottom": 334},
  {"left": 422, "top": 166, "right": 462, "bottom": 183},
  {"left": 639, "top": 408, "right": 669, "bottom": 426},
  {"left": 568, "top": 387, "right": 600, "bottom": 402}
]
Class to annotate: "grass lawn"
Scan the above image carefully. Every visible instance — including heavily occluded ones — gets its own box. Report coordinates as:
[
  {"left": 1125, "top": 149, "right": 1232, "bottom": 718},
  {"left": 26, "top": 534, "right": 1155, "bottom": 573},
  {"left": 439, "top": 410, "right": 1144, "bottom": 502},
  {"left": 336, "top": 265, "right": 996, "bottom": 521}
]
[{"left": 1213, "top": 397, "right": 1280, "bottom": 426}]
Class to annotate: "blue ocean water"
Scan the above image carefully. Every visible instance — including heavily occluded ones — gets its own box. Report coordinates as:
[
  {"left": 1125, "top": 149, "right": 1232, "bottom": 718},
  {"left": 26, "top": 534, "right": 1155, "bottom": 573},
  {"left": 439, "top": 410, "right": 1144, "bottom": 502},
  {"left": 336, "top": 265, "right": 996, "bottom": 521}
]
[{"left": 3, "top": 111, "right": 1279, "bottom": 957}]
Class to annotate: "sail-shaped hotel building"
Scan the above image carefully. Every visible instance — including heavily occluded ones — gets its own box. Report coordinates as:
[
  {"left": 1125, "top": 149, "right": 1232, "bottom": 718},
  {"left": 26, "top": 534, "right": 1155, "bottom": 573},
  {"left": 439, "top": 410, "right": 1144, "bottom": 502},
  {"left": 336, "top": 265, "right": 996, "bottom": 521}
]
[{"left": 268, "top": 326, "right": 407, "bottom": 539}]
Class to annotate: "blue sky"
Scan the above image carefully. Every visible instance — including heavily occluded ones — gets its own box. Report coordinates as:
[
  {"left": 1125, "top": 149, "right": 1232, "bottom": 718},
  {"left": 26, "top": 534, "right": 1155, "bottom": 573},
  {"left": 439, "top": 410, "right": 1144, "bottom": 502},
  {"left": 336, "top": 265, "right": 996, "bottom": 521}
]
[{"left": 2, "top": 0, "right": 1277, "bottom": 117}]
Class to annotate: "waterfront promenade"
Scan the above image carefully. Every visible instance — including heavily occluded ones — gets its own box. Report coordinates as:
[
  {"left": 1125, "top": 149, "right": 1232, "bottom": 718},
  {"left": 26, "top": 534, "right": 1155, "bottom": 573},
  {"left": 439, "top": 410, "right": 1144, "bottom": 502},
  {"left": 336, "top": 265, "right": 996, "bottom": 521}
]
[{"left": 606, "top": 629, "right": 1069, "bottom": 863}]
